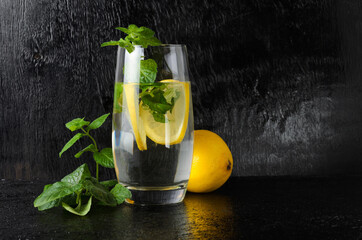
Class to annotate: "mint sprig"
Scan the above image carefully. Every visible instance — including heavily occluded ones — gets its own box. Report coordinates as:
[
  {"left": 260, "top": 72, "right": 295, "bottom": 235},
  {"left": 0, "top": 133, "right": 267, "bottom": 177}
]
[
  {"left": 103, "top": 25, "right": 180, "bottom": 123},
  {"left": 102, "top": 25, "right": 161, "bottom": 87},
  {"left": 140, "top": 59, "right": 158, "bottom": 83},
  {"left": 101, "top": 24, "right": 161, "bottom": 53},
  {"left": 59, "top": 113, "right": 114, "bottom": 178},
  {"left": 34, "top": 114, "right": 131, "bottom": 216}
]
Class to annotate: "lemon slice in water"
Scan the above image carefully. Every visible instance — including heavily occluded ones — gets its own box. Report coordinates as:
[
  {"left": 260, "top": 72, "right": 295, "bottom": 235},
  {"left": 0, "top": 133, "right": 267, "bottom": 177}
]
[
  {"left": 140, "top": 79, "right": 190, "bottom": 146},
  {"left": 124, "top": 83, "right": 147, "bottom": 151}
]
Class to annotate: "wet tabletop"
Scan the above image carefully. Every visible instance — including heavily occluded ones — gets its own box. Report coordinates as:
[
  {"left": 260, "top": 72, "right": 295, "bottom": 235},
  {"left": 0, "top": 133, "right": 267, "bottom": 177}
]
[{"left": 2, "top": 177, "right": 362, "bottom": 239}]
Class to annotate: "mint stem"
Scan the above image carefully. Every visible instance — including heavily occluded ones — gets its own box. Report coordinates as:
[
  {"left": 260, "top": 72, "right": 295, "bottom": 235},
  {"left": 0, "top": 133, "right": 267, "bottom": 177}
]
[
  {"left": 96, "top": 164, "right": 99, "bottom": 180},
  {"left": 81, "top": 127, "right": 100, "bottom": 181},
  {"left": 76, "top": 191, "right": 81, "bottom": 204},
  {"left": 82, "top": 130, "right": 98, "bottom": 151}
]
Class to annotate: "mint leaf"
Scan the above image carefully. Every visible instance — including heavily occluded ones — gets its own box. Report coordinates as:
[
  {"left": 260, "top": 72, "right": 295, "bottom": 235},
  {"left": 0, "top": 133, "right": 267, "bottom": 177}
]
[
  {"left": 101, "top": 39, "right": 135, "bottom": 53},
  {"left": 101, "top": 41, "right": 120, "bottom": 47},
  {"left": 151, "top": 112, "right": 167, "bottom": 123},
  {"left": 37, "top": 184, "right": 79, "bottom": 211},
  {"left": 140, "top": 59, "right": 158, "bottom": 83},
  {"left": 83, "top": 178, "right": 117, "bottom": 207},
  {"left": 33, "top": 182, "right": 82, "bottom": 207},
  {"left": 115, "top": 27, "right": 131, "bottom": 34},
  {"left": 137, "top": 27, "right": 155, "bottom": 38},
  {"left": 124, "top": 24, "right": 161, "bottom": 48},
  {"left": 146, "top": 36, "right": 162, "bottom": 46},
  {"left": 61, "top": 192, "right": 78, "bottom": 206},
  {"left": 141, "top": 91, "right": 172, "bottom": 114},
  {"left": 61, "top": 163, "right": 92, "bottom": 185},
  {"left": 87, "top": 113, "right": 110, "bottom": 130},
  {"left": 163, "top": 87, "right": 180, "bottom": 105},
  {"left": 118, "top": 38, "right": 135, "bottom": 53},
  {"left": 38, "top": 198, "right": 62, "bottom": 211},
  {"left": 93, "top": 148, "right": 114, "bottom": 168},
  {"left": 141, "top": 87, "right": 174, "bottom": 123},
  {"left": 128, "top": 24, "right": 139, "bottom": 32},
  {"left": 113, "top": 82, "right": 123, "bottom": 113},
  {"left": 110, "top": 184, "right": 132, "bottom": 205},
  {"left": 62, "top": 196, "right": 92, "bottom": 217},
  {"left": 74, "top": 144, "right": 97, "bottom": 158},
  {"left": 140, "top": 83, "right": 181, "bottom": 123},
  {"left": 102, "top": 24, "right": 161, "bottom": 53},
  {"left": 59, "top": 133, "right": 84, "bottom": 157},
  {"left": 65, "top": 118, "right": 90, "bottom": 132},
  {"left": 43, "top": 184, "right": 53, "bottom": 191},
  {"left": 36, "top": 184, "right": 61, "bottom": 211},
  {"left": 100, "top": 179, "right": 118, "bottom": 189}
]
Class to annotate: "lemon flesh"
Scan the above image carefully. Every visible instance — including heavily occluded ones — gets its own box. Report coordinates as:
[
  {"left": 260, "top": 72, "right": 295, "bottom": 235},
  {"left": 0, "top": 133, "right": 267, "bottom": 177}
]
[
  {"left": 140, "top": 80, "right": 190, "bottom": 146},
  {"left": 123, "top": 83, "right": 147, "bottom": 151}
]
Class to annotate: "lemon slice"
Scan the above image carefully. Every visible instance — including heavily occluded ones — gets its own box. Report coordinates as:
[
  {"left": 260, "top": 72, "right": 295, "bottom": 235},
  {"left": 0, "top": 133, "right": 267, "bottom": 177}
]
[
  {"left": 124, "top": 83, "right": 147, "bottom": 151},
  {"left": 140, "top": 79, "right": 190, "bottom": 146}
]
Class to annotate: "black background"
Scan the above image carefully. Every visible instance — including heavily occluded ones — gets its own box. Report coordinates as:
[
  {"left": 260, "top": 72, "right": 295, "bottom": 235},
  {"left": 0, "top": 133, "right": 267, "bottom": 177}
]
[{"left": 1, "top": 0, "right": 362, "bottom": 180}]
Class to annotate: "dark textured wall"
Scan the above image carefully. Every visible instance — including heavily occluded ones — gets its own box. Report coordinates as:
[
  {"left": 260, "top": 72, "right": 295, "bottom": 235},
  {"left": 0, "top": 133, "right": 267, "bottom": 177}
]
[{"left": 1, "top": 0, "right": 361, "bottom": 180}]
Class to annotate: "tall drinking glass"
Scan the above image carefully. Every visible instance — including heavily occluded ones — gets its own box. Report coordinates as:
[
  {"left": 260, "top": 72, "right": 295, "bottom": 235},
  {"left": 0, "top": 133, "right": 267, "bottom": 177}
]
[{"left": 112, "top": 45, "right": 194, "bottom": 205}]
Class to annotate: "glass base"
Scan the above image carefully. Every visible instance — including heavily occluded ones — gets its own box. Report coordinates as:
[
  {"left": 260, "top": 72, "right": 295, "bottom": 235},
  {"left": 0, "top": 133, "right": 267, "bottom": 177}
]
[{"left": 124, "top": 183, "right": 187, "bottom": 206}]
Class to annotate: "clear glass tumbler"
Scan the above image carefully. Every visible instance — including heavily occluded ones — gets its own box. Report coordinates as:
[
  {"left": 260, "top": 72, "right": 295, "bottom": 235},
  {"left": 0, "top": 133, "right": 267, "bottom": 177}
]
[{"left": 112, "top": 45, "right": 194, "bottom": 205}]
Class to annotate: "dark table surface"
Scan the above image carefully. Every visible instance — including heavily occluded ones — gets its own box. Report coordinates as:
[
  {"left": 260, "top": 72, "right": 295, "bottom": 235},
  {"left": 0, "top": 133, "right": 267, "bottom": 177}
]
[{"left": 1, "top": 177, "right": 362, "bottom": 240}]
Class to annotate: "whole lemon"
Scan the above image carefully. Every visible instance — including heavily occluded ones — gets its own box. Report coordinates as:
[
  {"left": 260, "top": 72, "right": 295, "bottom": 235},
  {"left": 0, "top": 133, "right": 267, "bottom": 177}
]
[{"left": 187, "top": 130, "right": 233, "bottom": 193}]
